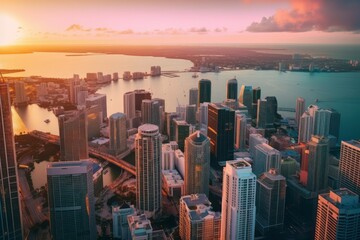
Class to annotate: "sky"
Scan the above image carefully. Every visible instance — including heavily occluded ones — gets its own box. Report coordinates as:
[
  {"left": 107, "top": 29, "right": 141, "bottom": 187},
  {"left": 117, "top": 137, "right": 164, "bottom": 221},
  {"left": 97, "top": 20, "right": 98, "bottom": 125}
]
[{"left": 0, "top": 0, "right": 360, "bottom": 45}]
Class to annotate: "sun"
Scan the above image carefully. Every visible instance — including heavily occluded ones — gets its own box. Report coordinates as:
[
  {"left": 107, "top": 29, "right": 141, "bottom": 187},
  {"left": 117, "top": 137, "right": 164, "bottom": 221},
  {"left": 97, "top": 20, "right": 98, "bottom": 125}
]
[{"left": 0, "top": 14, "right": 21, "bottom": 46}]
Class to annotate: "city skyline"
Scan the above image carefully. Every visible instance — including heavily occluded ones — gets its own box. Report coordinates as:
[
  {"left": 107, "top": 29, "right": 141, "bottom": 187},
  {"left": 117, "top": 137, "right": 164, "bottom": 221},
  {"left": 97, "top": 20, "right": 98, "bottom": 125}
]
[{"left": 1, "top": 0, "right": 360, "bottom": 46}]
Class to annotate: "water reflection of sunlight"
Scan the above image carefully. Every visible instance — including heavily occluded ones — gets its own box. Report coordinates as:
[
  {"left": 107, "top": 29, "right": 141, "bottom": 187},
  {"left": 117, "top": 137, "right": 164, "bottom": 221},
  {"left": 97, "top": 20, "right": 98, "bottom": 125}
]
[{"left": 11, "top": 107, "right": 27, "bottom": 134}]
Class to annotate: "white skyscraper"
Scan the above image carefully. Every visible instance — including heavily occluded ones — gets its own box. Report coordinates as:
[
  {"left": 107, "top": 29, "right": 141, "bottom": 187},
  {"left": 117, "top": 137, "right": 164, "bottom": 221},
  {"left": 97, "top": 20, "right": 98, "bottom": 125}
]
[
  {"left": 221, "top": 159, "right": 256, "bottom": 240},
  {"left": 135, "top": 124, "right": 162, "bottom": 218},
  {"left": 298, "top": 111, "right": 313, "bottom": 143},
  {"left": 295, "top": 97, "right": 305, "bottom": 127},
  {"left": 235, "top": 113, "right": 247, "bottom": 150}
]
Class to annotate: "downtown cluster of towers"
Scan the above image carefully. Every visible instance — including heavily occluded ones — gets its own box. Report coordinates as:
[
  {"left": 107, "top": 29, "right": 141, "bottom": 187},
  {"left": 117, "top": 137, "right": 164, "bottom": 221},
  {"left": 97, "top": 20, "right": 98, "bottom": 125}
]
[{"left": 1, "top": 75, "right": 360, "bottom": 240}]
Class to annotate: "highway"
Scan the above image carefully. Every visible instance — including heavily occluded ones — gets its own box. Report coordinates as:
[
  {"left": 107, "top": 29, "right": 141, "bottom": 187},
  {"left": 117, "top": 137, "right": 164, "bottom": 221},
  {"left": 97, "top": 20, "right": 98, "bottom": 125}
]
[{"left": 29, "top": 130, "right": 136, "bottom": 175}]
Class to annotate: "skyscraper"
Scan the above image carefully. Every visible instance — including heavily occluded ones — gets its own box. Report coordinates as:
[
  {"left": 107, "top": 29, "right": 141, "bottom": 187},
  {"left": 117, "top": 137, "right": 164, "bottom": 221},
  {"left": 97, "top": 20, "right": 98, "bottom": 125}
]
[
  {"left": 174, "top": 119, "right": 190, "bottom": 152},
  {"left": 339, "top": 140, "right": 360, "bottom": 195},
  {"left": 207, "top": 103, "right": 235, "bottom": 166},
  {"left": 264, "top": 96, "right": 277, "bottom": 123},
  {"left": 313, "top": 109, "right": 331, "bottom": 137},
  {"left": 256, "top": 169, "right": 286, "bottom": 235},
  {"left": 249, "top": 133, "right": 268, "bottom": 157},
  {"left": 253, "top": 143, "right": 281, "bottom": 176},
  {"left": 239, "top": 85, "right": 253, "bottom": 116},
  {"left": 226, "top": 78, "right": 238, "bottom": 100},
  {"left": 14, "top": 81, "right": 27, "bottom": 105},
  {"left": 123, "top": 89, "right": 151, "bottom": 128},
  {"left": 179, "top": 194, "right": 221, "bottom": 240},
  {"left": 86, "top": 93, "right": 107, "bottom": 121},
  {"left": 295, "top": 97, "right": 305, "bottom": 127},
  {"left": 256, "top": 99, "right": 273, "bottom": 129},
  {"left": 307, "top": 136, "right": 329, "bottom": 192},
  {"left": 235, "top": 113, "right": 247, "bottom": 150},
  {"left": 315, "top": 189, "right": 360, "bottom": 240},
  {"left": 86, "top": 104, "right": 101, "bottom": 140},
  {"left": 185, "top": 104, "right": 197, "bottom": 125},
  {"left": 184, "top": 131, "right": 210, "bottom": 196},
  {"left": 47, "top": 160, "right": 96, "bottom": 240},
  {"left": 328, "top": 108, "right": 341, "bottom": 140},
  {"left": 298, "top": 111, "right": 313, "bottom": 143},
  {"left": 252, "top": 87, "right": 261, "bottom": 118},
  {"left": 221, "top": 159, "right": 256, "bottom": 240},
  {"left": 0, "top": 80, "right": 23, "bottom": 239},
  {"left": 58, "top": 110, "right": 88, "bottom": 161},
  {"left": 135, "top": 124, "right": 162, "bottom": 218},
  {"left": 141, "top": 99, "right": 163, "bottom": 129},
  {"left": 189, "top": 88, "right": 198, "bottom": 108},
  {"left": 198, "top": 79, "right": 211, "bottom": 105},
  {"left": 109, "top": 112, "right": 127, "bottom": 155}
]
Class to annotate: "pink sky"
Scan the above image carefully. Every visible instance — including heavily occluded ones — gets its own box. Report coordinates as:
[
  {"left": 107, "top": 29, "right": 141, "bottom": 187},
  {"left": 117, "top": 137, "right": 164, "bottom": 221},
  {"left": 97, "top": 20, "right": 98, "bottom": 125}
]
[{"left": 1, "top": 0, "right": 360, "bottom": 45}]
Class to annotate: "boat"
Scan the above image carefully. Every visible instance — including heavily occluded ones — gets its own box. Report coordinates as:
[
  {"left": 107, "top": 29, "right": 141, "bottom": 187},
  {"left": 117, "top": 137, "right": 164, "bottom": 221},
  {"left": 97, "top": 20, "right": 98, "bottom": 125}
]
[
  {"left": 44, "top": 119, "right": 50, "bottom": 123},
  {"left": 192, "top": 73, "right": 199, "bottom": 78}
]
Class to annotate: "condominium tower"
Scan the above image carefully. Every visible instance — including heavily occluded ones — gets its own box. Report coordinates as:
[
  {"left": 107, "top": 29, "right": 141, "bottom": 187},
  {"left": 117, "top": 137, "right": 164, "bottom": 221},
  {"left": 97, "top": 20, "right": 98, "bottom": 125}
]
[
  {"left": 0, "top": 80, "right": 23, "bottom": 239},
  {"left": 135, "top": 124, "right": 162, "bottom": 218},
  {"left": 47, "top": 160, "right": 96, "bottom": 240},
  {"left": 339, "top": 140, "right": 360, "bottom": 195},
  {"left": 221, "top": 159, "right": 256, "bottom": 240}
]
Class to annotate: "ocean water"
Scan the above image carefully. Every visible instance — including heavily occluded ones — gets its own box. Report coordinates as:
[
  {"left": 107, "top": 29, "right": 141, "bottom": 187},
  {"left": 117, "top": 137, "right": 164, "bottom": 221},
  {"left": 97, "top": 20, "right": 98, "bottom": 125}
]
[{"left": 2, "top": 52, "right": 359, "bottom": 141}]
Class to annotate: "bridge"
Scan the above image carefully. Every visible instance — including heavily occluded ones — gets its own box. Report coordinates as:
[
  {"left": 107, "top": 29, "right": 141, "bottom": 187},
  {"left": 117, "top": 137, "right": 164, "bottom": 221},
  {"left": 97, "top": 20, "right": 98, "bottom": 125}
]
[
  {"left": 278, "top": 107, "right": 296, "bottom": 112},
  {"left": 29, "top": 130, "right": 136, "bottom": 175}
]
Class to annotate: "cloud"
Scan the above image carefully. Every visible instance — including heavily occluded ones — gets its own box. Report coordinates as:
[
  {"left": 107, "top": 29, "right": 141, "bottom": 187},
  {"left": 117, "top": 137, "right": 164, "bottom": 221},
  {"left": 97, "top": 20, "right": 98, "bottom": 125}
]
[
  {"left": 214, "top": 27, "right": 228, "bottom": 33},
  {"left": 66, "top": 24, "right": 91, "bottom": 32},
  {"left": 188, "top": 27, "right": 209, "bottom": 33},
  {"left": 246, "top": 0, "right": 360, "bottom": 32}
]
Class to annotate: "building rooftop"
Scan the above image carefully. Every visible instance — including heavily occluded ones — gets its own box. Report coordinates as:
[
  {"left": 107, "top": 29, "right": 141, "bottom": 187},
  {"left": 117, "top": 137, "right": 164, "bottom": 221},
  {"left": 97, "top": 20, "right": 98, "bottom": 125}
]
[
  {"left": 86, "top": 93, "right": 106, "bottom": 101},
  {"left": 181, "top": 194, "right": 221, "bottom": 221},
  {"left": 110, "top": 112, "right": 126, "bottom": 119},
  {"left": 228, "top": 159, "right": 251, "bottom": 169},
  {"left": 187, "top": 131, "right": 208, "bottom": 144},
  {"left": 321, "top": 188, "right": 360, "bottom": 209},
  {"left": 138, "top": 124, "right": 159, "bottom": 135},
  {"left": 342, "top": 140, "right": 360, "bottom": 150}
]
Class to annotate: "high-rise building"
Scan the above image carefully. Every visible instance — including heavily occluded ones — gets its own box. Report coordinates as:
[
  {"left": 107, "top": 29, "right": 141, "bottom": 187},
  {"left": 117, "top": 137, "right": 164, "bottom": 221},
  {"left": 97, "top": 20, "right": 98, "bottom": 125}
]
[
  {"left": 298, "top": 111, "right": 313, "bottom": 143},
  {"left": 226, "top": 78, "right": 238, "bottom": 100},
  {"left": 135, "top": 124, "right": 162, "bottom": 218},
  {"left": 166, "top": 112, "right": 179, "bottom": 141},
  {"left": 47, "top": 160, "right": 96, "bottom": 240},
  {"left": 174, "top": 119, "right": 190, "bottom": 152},
  {"left": 253, "top": 143, "right": 281, "bottom": 176},
  {"left": 189, "top": 88, "right": 199, "bottom": 108},
  {"left": 0, "top": 80, "right": 23, "bottom": 239},
  {"left": 150, "top": 66, "right": 161, "bottom": 76},
  {"left": 127, "top": 214, "right": 166, "bottom": 240},
  {"left": 252, "top": 87, "right": 261, "bottom": 118},
  {"left": 86, "top": 105, "right": 101, "bottom": 140},
  {"left": 199, "top": 102, "right": 209, "bottom": 135},
  {"left": 256, "top": 169, "right": 286, "bottom": 235},
  {"left": 221, "top": 159, "right": 256, "bottom": 240},
  {"left": 109, "top": 112, "right": 127, "bottom": 155},
  {"left": 86, "top": 93, "right": 107, "bottom": 121},
  {"left": 264, "top": 96, "right": 278, "bottom": 122},
  {"left": 328, "top": 108, "right": 341, "bottom": 140},
  {"left": 239, "top": 85, "right": 253, "bottom": 117},
  {"left": 179, "top": 194, "right": 221, "bottom": 240},
  {"left": 249, "top": 133, "right": 268, "bottom": 157},
  {"left": 198, "top": 79, "right": 211, "bottom": 105},
  {"left": 295, "top": 97, "right": 305, "bottom": 127},
  {"left": 185, "top": 104, "right": 197, "bottom": 125},
  {"left": 313, "top": 109, "right": 331, "bottom": 137},
  {"left": 184, "top": 131, "right": 210, "bottom": 196},
  {"left": 235, "top": 113, "right": 247, "bottom": 150},
  {"left": 58, "top": 110, "right": 88, "bottom": 161},
  {"left": 123, "top": 89, "right": 151, "bottom": 128},
  {"left": 280, "top": 157, "right": 299, "bottom": 179},
  {"left": 14, "top": 81, "right": 28, "bottom": 105},
  {"left": 315, "top": 189, "right": 360, "bottom": 240},
  {"left": 112, "top": 202, "right": 135, "bottom": 240},
  {"left": 307, "top": 136, "right": 329, "bottom": 192},
  {"left": 256, "top": 99, "right": 273, "bottom": 129},
  {"left": 339, "top": 140, "right": 360, "bottom": 195},
  {"left": 141, "top": 99, "right": 162, "bottom": 129},
  {"left": 207, "top": 103, "right": 235, "bottom": 165}
]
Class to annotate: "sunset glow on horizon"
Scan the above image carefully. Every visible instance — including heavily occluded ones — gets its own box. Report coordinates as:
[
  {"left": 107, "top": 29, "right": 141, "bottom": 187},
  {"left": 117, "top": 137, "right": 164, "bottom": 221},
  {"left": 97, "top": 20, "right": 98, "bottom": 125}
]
[{"left": 0, "top": 0, "right": 360, "bottom": 46}]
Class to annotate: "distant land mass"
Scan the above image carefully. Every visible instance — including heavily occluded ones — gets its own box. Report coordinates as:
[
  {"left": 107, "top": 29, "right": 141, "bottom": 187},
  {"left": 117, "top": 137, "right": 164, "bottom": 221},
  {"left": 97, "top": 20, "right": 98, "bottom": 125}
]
[{"left": 0, "top": 45, "right": 359, "bottom": 72}]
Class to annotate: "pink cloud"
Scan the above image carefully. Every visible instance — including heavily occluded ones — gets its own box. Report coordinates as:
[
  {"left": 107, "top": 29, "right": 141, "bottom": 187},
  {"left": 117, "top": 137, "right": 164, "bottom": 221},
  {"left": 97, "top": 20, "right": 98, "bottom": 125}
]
[{"left": 246, "top": 0, "right": 360, "bottom": 32}]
